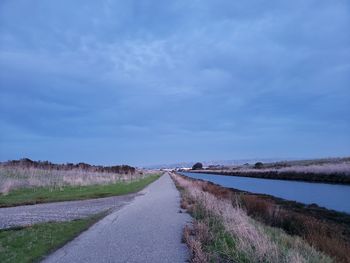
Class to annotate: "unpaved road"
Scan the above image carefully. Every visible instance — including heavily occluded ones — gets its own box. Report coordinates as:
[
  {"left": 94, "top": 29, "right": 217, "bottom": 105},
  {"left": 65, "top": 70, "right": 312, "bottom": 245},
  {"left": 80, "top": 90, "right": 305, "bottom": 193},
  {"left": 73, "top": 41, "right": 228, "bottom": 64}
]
[
  {"left": 0, "top": 194, "right": 137, "bottom": 229},
  {"left": 43, "top": 173, "right": 191, "bottom": 263}
]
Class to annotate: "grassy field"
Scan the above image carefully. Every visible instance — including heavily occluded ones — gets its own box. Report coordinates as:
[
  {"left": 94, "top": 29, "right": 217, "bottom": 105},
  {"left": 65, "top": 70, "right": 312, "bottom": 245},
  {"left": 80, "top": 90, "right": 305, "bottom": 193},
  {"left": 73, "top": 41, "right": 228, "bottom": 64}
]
[
  {"left": 172, "top": 173, "right": 334, "bottom": 263},
  {"left": 190, "top": 158, "right": 350, "bottom": 184},
  {"left": 0, "top": 165, "right": 151, "bottom": 194},
  {"left": 0, "top": 174, "right": 161, "bottom": 207},
  {"left": 0, "top": 213, "right": 105, "bottom": 263}
]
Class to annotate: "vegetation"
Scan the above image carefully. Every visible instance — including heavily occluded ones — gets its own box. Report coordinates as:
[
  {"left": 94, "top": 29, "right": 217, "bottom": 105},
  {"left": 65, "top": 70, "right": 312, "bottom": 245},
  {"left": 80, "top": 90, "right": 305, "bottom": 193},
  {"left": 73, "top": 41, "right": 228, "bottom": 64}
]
[
  {"left": 0, "top": 213, "right": 105, "bottom": 263},
  {"left": 187, "top": 157, "right": 350, "bottom": 184},
  {"left": 0, "top": 174, "right": 161, "bottom": 207},
  {"left": 188, "top": 158, "right": 350, "bottom": 184},
  {"left": 172, "top": 173, "right": 350, "bottom": 262},
  {"left": 254, "top": 162, "right": 264, "bottom": 169},
  {"left": 192, "top": 162, "right": 203, "bottom": 170},
  {"left": 0, "top": 160, "right": 157, "bottom": 194},
  {"left": 1, "top": 158, "right": 136, "bottom": 174},
  {"left": 190, "top": 169, "right": 350, "bottom": 184}
]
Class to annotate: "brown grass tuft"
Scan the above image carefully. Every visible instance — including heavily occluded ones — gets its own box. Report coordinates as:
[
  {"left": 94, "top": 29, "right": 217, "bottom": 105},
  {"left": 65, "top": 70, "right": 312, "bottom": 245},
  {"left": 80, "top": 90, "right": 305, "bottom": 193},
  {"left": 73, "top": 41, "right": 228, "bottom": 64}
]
[{"left": 183, "top": 224, "right": 209, "bottom": 263}]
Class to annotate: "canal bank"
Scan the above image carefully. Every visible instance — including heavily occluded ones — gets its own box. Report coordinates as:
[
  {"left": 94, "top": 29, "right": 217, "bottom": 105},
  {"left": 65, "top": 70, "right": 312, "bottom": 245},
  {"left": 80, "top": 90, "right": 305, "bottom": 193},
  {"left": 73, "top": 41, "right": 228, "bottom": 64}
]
[{"left": 180, "top": 172, "right": 350, "bottom": 213}]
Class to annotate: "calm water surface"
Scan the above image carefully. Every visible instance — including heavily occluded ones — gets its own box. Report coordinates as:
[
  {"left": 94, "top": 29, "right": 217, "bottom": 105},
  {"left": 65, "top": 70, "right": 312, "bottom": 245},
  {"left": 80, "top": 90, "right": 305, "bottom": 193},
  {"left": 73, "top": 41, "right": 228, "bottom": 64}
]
[{"left": 180, "top": 172, "right": 350, "bottom": 214}]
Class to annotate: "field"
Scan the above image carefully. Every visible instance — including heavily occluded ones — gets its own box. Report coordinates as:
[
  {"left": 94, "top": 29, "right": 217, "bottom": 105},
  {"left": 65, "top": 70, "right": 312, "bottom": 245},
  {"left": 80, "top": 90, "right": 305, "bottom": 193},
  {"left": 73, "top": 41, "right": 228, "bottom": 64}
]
[
  {"left": 190, "top": 157, "right": 350, "bottom": 184},
  {"left": 0, "top": 174, "right": 160, "bottom": 207},
  {"left": 0, "top": 160, "right": 161, "bottom": 206},
  {"left": 0, "top": 165, "right": 148, "bottom": 195},
  {"left": 0, "top": 162, "right": 162, "bottom": 262},
  {"left": 172, "top": 173, "right": 350, "bottom": 262}
]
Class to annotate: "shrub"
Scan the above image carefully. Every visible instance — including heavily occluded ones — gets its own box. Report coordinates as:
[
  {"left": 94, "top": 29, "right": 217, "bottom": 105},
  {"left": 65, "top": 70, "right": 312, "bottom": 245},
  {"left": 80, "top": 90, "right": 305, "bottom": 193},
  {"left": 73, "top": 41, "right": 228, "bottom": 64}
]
[
  {"left": 254, "top": 162, "right": 264, "bottom": 169},
  {"left": 192, "top": 162, "right": 203, "bottom": 170}
]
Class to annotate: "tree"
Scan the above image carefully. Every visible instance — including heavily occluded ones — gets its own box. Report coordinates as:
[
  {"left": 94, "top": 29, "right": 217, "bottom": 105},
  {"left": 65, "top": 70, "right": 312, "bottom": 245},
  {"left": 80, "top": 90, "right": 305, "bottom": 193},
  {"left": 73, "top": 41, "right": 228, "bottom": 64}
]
[
  {"left": 192, "top": 162, "right": 203, "bottom": 170},
  {"left": 254, "top": 162, "right": 264, "bottom": 169}
]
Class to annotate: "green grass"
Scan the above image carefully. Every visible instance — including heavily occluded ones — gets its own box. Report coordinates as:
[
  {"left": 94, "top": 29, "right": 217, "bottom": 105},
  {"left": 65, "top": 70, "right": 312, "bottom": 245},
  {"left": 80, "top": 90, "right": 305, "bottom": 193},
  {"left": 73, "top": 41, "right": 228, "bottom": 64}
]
[
  {"left": 0, "top": 174, "right": 161, "bottom": 207},
  {"left": 0, "top": 213, "right": 105, "bottom": 263},
  {"left": 192, "top": 204, "right": 250, "bottom": 262}
]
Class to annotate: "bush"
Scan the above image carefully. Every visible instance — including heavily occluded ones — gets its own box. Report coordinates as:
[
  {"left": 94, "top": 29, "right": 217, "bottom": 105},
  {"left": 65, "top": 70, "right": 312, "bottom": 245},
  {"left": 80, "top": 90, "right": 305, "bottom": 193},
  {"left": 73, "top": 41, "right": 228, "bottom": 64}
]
[
  {"left": 254, "top": 162, "right": 264, "bottom": 169},
  {"left": 192, "top": 162, "right": 203, "bottom": 170}
]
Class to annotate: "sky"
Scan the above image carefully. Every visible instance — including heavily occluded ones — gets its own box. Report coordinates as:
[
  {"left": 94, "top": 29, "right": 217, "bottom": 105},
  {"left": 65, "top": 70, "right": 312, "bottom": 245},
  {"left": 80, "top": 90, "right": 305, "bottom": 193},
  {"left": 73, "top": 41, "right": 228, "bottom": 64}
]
[{"left": 0, "top": 0, "right": 349, "bottom": 166}]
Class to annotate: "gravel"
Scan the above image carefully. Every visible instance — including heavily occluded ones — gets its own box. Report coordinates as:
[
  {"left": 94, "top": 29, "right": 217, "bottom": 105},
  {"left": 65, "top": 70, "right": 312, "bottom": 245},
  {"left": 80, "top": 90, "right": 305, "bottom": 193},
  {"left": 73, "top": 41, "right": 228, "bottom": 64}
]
[{"left": 0, "top": 194, "right": 137, "bottom": 229}]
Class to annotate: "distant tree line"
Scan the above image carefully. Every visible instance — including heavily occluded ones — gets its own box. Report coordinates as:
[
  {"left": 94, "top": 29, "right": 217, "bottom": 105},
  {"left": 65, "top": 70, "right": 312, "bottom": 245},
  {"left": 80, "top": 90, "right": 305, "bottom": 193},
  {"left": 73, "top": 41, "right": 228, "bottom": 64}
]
[{"left": 1, "top": 158, "right": 136, "bottom": 174}]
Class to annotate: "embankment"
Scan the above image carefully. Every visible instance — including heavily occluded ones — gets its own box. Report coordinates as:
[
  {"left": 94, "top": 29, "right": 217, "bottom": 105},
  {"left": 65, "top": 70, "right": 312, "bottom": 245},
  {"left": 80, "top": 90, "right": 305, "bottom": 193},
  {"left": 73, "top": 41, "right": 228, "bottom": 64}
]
[
  {"left": 189, "top": 169, "right": 350, "bottom": 184},
  {"left": 173, "top": 172, "right": 350, "bottom": 262}
]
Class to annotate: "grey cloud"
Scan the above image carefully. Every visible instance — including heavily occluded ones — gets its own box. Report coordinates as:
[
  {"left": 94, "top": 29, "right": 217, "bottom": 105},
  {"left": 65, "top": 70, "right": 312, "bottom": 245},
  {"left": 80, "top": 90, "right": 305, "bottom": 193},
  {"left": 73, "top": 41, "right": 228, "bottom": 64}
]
[{"left": 0, "top": 0, "right": 349, "bottom": 164}]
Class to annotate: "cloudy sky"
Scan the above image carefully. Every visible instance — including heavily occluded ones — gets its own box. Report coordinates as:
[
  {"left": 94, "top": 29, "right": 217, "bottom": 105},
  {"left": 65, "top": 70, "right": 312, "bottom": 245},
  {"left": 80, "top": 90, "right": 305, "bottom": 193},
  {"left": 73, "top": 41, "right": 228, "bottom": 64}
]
[{"left": 0, "top": 0, "right": 349, "bottom": 166}]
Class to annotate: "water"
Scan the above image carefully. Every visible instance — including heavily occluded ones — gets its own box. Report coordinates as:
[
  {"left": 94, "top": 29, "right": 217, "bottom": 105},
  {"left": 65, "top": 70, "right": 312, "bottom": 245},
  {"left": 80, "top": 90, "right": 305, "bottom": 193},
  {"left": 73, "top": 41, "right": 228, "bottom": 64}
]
[{"left": 180, "top": 172, "right": 350, "bottom": 214}]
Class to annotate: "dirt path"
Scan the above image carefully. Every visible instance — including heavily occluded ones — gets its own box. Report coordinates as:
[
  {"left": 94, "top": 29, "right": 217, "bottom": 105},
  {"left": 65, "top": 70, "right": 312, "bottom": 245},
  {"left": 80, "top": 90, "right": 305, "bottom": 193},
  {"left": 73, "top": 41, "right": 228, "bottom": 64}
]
[
  {"left": 0, "top": 194, "right": 137, "bottom": 229},
  {"left": 42, "top": 173, "right": 191, "bottom": 263}
]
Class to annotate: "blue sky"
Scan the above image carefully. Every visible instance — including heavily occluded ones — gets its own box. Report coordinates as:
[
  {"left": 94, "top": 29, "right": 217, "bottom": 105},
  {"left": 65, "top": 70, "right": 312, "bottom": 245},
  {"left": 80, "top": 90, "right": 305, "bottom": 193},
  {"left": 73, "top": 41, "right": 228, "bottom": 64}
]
[{"left": 0, "top": 0, "right": 349, "bottom": 166}]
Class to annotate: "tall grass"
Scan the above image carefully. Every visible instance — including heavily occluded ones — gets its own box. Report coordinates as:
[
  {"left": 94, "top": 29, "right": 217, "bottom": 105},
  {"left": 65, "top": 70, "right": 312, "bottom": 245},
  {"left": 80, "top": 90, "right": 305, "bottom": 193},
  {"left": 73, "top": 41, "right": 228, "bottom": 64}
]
[
  {"left": 242, "top": 162, "right": 350, "bottom": 175},
  {"left": 0, "top": 166, "right": 149, "bottom": 195},
  {"left": 192, "top": 161, "right": 350, "bottom": 184},
  {"left": 0, "top": 174, "right": 161, "bottom": 207},
  {"left": 172, "top": 173, "right": 333, "bottom": 263},
  {"left": 202, "top": 161, "right": 350, "bottom": 175},
  {"left": 175, "top": 173, "right": 350, "bottom": 262}
]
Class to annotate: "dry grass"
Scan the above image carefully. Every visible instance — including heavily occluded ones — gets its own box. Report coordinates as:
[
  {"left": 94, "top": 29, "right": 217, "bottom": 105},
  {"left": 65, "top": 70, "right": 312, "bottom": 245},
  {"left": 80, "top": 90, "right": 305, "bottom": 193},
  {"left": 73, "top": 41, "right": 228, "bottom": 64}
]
[
  {"left": 240, "top": 195, "right": 350, "bottom": 262},
  {"left": 236, "top": 162, "right": 350, "bottom": 175},
  {"left": 172, "top": 173, "right": 333, "bottom": 263},
  {"left": 193, "top": 160, "right": 350, "bottom": 184},
  {"left": 0, "top": 166, "right": 149, "bottom": 195},
  {"left": 177, "top": 174, "right": 350, "bottom": 262},
  {"left": 277, "top": 163, "right": 350, "bottom": 175},
  {"left": 199, "top": 161, "right": 350, "bottom": 176},
  {"left": 183, "top": 224, "right": 209, "bottom": 263}
]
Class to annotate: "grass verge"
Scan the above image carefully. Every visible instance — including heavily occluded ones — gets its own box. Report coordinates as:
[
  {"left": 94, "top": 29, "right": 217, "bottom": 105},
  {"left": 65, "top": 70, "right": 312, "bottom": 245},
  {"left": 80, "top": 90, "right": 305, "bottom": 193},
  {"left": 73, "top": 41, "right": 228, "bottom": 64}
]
[
  {"left": 172, "top": 173, "right": 333, "bottom": 263},
  {"left": 0, "top": 174, "right": 161, "bottom": 207},
  {"left": 0, "top": 213, "right": 105, "bottom": 263},
  {"left": 179, "top": 173, "right": 350, "bottom": 262}
]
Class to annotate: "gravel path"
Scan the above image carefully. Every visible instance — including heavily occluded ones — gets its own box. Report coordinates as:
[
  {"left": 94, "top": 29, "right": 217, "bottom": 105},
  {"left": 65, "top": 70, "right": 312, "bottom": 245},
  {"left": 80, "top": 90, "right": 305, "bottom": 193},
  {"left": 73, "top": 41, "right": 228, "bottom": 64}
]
[
  {"left": 43, "top": 173, "right": 191, "bottom": 263},
  {"left": 0, "top": 194, "right": 137, "bottom": 229}
]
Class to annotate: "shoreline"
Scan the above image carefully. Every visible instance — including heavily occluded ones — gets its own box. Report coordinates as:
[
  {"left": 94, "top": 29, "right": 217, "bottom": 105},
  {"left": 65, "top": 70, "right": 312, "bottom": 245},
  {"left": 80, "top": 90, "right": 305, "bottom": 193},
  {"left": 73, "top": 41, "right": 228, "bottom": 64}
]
[
  {"left": 175, "top": 172, "right": 350, "bottom": 262},
  {"left": 178, "top": 172, "right": 350, "bottom": 223},
  {"left": 186, "top": 169, "right": 350, "bottom": 185}
]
